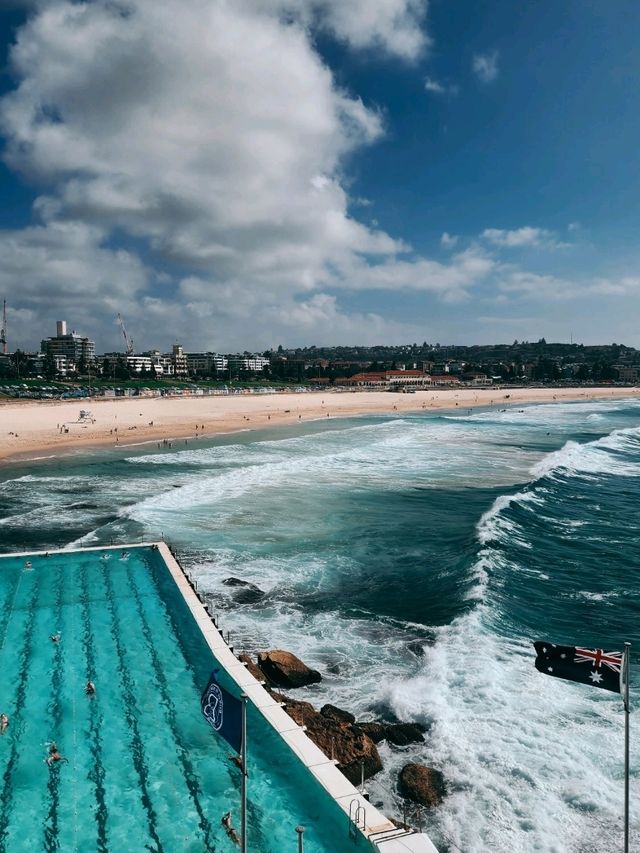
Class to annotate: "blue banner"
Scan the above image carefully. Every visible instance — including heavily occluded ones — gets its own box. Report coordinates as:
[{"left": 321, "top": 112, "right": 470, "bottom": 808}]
[{"left": 201, "top": 670, "right": 243, "bottom": 754}]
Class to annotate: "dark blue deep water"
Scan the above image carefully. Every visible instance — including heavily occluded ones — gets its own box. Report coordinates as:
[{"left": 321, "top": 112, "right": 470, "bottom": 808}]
[{"left": 1, "top": 398, "right": 638, "bottom": 852}]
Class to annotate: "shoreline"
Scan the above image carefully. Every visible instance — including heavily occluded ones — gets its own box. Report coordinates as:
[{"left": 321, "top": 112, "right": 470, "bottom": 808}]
[{"left": 1, "top": 385, "right": 638, "bottom": 464}]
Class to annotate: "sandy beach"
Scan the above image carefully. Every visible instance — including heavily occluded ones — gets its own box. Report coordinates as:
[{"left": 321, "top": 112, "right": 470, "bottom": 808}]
[{"left": 1, "top": 385, "right": 638, "bottom": 463}]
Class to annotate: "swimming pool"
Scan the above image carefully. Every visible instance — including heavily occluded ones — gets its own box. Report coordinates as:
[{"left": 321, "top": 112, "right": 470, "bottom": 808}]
[{"left": 0, "top": 545, "right": 367, "bottom": 852}]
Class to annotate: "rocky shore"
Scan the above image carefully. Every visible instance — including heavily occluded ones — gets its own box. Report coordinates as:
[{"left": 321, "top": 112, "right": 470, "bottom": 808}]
[{"left": 240, "top": 647, "right": 446, "bottom": 813}]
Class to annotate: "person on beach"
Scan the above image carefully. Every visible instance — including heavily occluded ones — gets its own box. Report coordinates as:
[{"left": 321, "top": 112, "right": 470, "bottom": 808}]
[
  {"left": 0, "top": 713, "right": 8, "bottom": 734},
  {"left": 46, "top": 743, "right": 68, "bottom": 765},
  {"left": 85, "top": 681, "right": 96, "bottom": 696}
]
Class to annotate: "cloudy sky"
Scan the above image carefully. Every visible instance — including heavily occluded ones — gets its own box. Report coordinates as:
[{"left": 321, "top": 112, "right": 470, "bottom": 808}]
[{"left": 1, "top": 0, "right": 640, "bottom": 353}]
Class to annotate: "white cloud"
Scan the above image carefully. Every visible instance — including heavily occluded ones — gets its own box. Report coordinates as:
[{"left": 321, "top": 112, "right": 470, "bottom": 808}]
[
  {"left": 1, "top": 0, "right": 484, "bottom": 351},
  {"left": 309, "top": 0, "right": 430, "bottom": 59},
  {"left": 472, "top": 51, "right": 499, "bottom": 84},
  {"left": 440, "top": 231, "right": 459, "bottom": 248},
  {"left": 425, "top": 76, "right": 458, "bottom": 96},
  {"left": 497, "top": 270, "right": 640, "bottom": 301},
  {"left": 0, "top": 221, "right": 150, "bottom": 346},
  {"left": 339, "top": 248, "right": 496, "bottom": 301},
  {"left": 481, "top": 226, "right": 567, "bottom": 250}
]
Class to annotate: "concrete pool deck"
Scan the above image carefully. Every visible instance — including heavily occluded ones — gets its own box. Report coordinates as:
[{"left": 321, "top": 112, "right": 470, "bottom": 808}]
[{"left": 1, "top": 541, "right": 440, "bottom": 852}]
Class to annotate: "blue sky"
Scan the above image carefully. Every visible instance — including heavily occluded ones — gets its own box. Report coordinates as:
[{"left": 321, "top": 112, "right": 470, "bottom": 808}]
[{"left": 1, "top": 0, "right": 640, "bottom": 352}]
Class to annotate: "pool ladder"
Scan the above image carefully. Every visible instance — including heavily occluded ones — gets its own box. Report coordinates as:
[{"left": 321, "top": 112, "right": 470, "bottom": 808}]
[{"left": 348, "top": 799, "right": 366, "bottom": 842}]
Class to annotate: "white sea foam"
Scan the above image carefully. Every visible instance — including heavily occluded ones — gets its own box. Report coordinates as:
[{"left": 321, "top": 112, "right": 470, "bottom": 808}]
[
  {"left": 384, "top": 610, "right": 637, "bottom": 853},
  {"left": 476, "top": 491, "right": 543, "bottom": 547},
  {"left": 194, "top": 542, "right": 639, "bottom": 853},
  {"left": 531, "top": 427, "right": 640, "bottom": 481}
]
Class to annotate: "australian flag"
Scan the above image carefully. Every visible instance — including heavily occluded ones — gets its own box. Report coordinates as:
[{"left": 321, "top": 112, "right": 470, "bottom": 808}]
[
  {"left": 201, "top": 670, "right": 243, "bottom": 754},
  {"left": 533, "top": 641, "right": 623, "bottom": 694}
]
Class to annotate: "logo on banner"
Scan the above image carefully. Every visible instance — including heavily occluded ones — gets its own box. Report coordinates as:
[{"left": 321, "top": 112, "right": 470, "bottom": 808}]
[{"left": 202, "top": 682, "right": 224, "bottom": 731}]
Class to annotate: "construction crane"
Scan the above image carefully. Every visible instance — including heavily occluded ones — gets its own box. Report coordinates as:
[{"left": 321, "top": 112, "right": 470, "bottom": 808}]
[
  {"left": 117, "top": 312, "right": 134, "bottom": 355},
  {"left": 0, "top": 300, "right": 6, "bottom": 355}
]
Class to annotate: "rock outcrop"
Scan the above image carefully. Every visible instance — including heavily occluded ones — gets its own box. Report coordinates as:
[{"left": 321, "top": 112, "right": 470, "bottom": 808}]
[
  {"left": 275, "top": 692, "right": 382, "bottom": 785},
  {"left": 257, "top": 650, "right": 321, "bottom": 688},
  {"left": 320, "top": 704, "right": 355, "bottom": 724},
  {"left": 356, "top": 721, "right": 426, "bottom": 746},
  {"left": 398, "top": 763, "right": 445, "bottom": 808},
  {"left": 222, "top": 578, "right": 265, "bottom": 604}
]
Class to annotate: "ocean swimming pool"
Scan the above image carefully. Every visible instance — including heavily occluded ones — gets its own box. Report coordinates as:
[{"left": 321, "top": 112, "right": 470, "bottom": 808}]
[{"left": 0, "top": 545, "right": 372, "bottom": 852}]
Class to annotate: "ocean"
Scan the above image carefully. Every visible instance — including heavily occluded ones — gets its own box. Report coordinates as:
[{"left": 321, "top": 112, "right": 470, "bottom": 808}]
[{"left": 1, "top": 398, "right": 638, "bottom": 852}]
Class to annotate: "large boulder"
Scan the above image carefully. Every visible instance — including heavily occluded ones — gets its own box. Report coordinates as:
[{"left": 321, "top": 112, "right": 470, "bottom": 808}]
[
  {"left": 356, "top": 721, "right": 426, "bottom": 746},
  {"left": 276, "top": 693, "right": 382, "bottom": 785},
  {"left": 385, "top": 722, "right": 427, "bottom": 746},
  {"left": 354, "top": 722, "right": 387, "bottom": 743},
  {"left": 320, "top": 704, "right": 355, "bottom": 724},
  {"left": 222, "top": 577, "right": 265, "bottom": 604},
  {"left": 398, "top": 763, "right": 445, "bottom": 808},
  {"left": 257, "top": 650, "right": 321, "bottom": 688}
]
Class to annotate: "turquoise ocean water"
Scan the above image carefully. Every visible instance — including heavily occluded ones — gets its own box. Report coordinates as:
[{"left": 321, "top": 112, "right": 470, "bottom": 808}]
[{"left": 1, "top": 398, "right": 639, "bottom": 852}]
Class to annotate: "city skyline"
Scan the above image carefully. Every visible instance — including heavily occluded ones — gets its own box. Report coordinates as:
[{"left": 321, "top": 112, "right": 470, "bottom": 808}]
[{"left": 2, "top": 2, "right": 640, "bottom": 352}]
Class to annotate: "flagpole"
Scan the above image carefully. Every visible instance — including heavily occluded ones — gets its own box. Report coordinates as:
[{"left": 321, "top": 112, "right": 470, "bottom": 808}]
[
  {"left": 623, "top": 642, "right": 630, "bottom": 853},
  {"left": 241, "top": 693, "right": 248, "bottom": 853}
]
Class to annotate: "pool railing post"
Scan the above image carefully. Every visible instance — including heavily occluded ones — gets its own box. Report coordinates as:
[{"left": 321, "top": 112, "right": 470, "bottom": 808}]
[
  {"left": 623, "top": 641, "right": 631, "bottom": 853},
  {"left": 296, "top": 824, "right": 305, "bottom": 852},
  {"left": 241, "top": 693, "right": 248, "bottom": 853}
]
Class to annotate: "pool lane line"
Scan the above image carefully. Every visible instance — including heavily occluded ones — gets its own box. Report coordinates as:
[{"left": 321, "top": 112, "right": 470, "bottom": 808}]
[
  {"left": 100, "top": 557, "right": 165, "bottom": 853},
  {"left": 79, "top": 562, "right": 109, "bottom": 853},
  {"left": 123, "top": 558, "right": 216, "bottom": 851},
  {"left": 43, "top": 559, "right": 65, "bottom": 853},
  {"left": 143, "top": 550, "right": 269, "bottom": 851},
  {"left": 0, "top": 558, "right": 26, "bottom": 656},
  {"left": 0, "top": 575, "right": 42, "bottom": 850}
]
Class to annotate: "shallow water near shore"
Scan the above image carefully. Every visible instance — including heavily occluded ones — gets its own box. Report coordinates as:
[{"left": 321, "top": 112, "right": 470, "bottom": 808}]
[{"left": 1, "top": 401, "right": 639, "bottom": 852}]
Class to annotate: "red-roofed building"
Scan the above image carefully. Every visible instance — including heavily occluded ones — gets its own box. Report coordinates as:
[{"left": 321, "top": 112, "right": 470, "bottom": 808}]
[{"left": 335, "top": 370, "right": 433, "bottom": 389}]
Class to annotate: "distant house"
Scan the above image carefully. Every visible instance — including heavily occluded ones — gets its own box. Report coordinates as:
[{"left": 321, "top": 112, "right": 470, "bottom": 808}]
[
  {"left": 461, "top": 372, "right": 492, "bottom": 386},
  {"left": 616, "top": 366, "right": 639, "bottom": 383}
]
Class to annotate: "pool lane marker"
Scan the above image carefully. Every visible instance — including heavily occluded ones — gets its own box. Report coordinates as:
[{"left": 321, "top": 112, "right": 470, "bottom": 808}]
[
  {"left": 100, "top": 555, "right": 165, "bottom": 853},
  {"left": 0, "top": 575, "right": 42, "bottom": 849},
  {"left": 0, "top": 558, "right": 26, "bottom": 656},
  {"left": 144, "top": 549, "right": 270, "bottom": 851},
  {"left": 79, "top": 561, "right": 109, "bottom": 853},
  {"left": 43, "top": 558, "right": 65, "bottom": 852},
  {"left": 123, "top": 556, "right": 216, "bottom": 851}
]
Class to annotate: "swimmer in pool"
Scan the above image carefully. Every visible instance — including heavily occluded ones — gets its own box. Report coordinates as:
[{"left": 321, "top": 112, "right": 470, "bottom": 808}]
[
  {"left": 0, "top": 713, "right": 9, "bottom": 734},
  {"left": 46, "top": 743, "right": 68, "bottom": 766},
  {"left": 221, "top": 812, "right": 240, "bottom": 845},
  {"left": 85, "top": 681, "right": 96, "bottom": 696}
]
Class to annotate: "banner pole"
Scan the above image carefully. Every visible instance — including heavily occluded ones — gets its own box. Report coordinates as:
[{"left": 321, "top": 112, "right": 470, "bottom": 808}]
[
  {"left": 241, "top": 694, "right": 248, "bottom": 853},
  {"left": 623, "top": 643, "right": 630, "bottom": 853}
]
